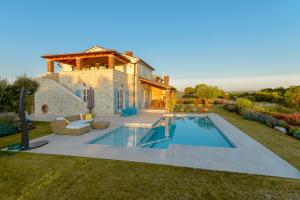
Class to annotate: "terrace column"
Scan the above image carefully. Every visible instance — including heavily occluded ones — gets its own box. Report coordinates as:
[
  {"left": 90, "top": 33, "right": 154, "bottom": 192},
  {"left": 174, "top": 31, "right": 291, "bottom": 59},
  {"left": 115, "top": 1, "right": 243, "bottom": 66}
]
[
  {"left": 165, "top": 89, "right": 170, "bottom": 111},
  {"left": 76, "top": 58, "right": 83, "bottom": 70},
  {"left": 108, "top": 55, "right": 115, "bottom": 69},
  {"left": 47, "top": 60, "right": 54, "bottom": 74},
  {"left": 164, "top": 76, "right": 169, "bottom": 86}
]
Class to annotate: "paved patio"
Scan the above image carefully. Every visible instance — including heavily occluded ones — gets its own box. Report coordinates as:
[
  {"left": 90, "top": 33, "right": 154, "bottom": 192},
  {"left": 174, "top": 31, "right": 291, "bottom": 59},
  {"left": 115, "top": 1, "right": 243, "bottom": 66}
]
[{"left": 28, "top": 112, "right": 300, "bottom": 179}]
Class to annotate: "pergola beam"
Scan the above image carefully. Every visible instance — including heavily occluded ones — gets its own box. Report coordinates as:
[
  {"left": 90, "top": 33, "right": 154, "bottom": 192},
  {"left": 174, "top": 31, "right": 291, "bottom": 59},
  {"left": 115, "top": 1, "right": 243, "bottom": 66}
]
[
  {"left": 42, "top": 52, "right": 129, "bottom": 64},
  {"left": 75, "top": 58, "right": 83, "bottom": 70}
]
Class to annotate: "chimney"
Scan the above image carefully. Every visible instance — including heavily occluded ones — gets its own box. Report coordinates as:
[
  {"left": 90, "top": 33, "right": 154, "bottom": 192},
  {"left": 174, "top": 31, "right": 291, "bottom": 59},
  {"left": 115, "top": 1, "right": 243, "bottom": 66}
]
[
  {"left": 164, "top": 76, "right": 169, "bottom": 86},
  {"left": 124, "top": 51, "right": 133, "bottom": 57}
]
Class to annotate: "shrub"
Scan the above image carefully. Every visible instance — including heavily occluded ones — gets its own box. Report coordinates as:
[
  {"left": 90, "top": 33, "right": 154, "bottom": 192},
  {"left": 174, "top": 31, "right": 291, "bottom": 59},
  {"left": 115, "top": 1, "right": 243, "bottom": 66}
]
[
  {"left": 214, "top": 99, "right": 227, "bottom": 104},
  {"left": 242, "top": 110, "right": 280, "bottom": 128},
  {"left": 270, "top": 113, "right": 300, "bottom": 126},
  {"left": 176, "top": 99, "right": 183, "bottom": 104},
  {"left": 192, "top": 106, "right": 201, "bottom": 112},
  {"left": 201, "top": 107, "right": 209, "bottom": 113},
  {"left": 244, "top": 95, "right": 255, "bottom": 102},
  {"left": 174, "top": 104, "right": 183, "bottom": 112},
  {"left": 223, "top": 103, "right": 237, "bottom": 112},
  {"left": 183, "top": 99, "right": 195, "bottom": 104},
  {"left": 286, "top": 126, "right": 298, "bottom": 136},
  {"left": 183, "top": 104, "right": 194, "bottom": 112},
  {"left": 236, "top": 98, "right": 253, "bottom": 113},
  {"left": 278, "top": 120, "right": 288, "bottom": 128},
  {"left": 0, "top": 122, "right": 17, "bottom": 137},
  {"left": 293, "top": 129, "right": 300, "bottom": 139}
]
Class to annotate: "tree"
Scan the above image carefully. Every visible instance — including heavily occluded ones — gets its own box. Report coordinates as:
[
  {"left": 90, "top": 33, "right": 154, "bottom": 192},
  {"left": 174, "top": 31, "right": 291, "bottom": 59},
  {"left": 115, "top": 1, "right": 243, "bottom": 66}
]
[
  {"left": 0, "top": 75, "right": 39, "bottom": 113},
  {"left": 284, "top": 86, "right": 300, "bottom": 110},
  {"left": 14, "top": 74, "right": 39, "bottom": 94},
  {"left": 194, "top": 84, "right": 207, "bottom": 95},
  {"left": 0, "top": 77, "right": 8, "bottom": 90},
  {"left": 196, "top": 85, "right": 221, "bottom": 100},
  {"left": 14, "top": 75, "right": 39, "bottom": 114},
  {"left": 184, "top": 87, "right": 194, "bottom": 96}
]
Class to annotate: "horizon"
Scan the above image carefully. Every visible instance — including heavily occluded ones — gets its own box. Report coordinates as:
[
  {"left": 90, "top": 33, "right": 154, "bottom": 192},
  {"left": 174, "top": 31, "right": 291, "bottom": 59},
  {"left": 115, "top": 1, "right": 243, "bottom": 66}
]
[{"left": 0, "top": 0, "right": 300, "bottom": 91}]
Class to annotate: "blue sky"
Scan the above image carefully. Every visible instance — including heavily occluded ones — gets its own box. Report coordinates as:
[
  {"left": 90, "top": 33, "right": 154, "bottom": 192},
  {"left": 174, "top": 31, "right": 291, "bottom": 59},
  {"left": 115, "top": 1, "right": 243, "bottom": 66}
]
[{"left": 0, "top": 0, "right": 300, "bottom": 91}]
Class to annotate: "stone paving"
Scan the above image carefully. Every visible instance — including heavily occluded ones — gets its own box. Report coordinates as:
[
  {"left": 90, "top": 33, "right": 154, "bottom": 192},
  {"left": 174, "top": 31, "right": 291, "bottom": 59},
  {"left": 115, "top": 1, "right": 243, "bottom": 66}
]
[{"left": 28, "top": 112, "right": 300, "bottom": 179}]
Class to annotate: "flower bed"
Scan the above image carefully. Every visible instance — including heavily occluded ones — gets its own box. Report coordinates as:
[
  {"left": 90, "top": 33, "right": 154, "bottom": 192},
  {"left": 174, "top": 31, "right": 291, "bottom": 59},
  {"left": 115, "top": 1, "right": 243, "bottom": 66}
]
[{"left": 269, "top": 113, "right": 300, "bottom": 126}]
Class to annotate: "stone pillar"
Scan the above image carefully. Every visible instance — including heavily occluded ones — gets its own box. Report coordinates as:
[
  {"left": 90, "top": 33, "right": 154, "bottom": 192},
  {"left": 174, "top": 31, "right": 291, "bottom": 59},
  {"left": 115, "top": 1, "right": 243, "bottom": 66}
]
[
  {"left": 164, "top": 76, "right": 169, "bottom": 86},
  {"left": 165, "top": 89, "right": 170, "bottom": 111},
  {"left": 47, "top": 60, "right": 54, "bottom": 74},
  {"left": 108, "top": 55, "right": 115, "bottom": 69},
  {"left": 76, "top": 58, "right": 83, "bottom": 70}
]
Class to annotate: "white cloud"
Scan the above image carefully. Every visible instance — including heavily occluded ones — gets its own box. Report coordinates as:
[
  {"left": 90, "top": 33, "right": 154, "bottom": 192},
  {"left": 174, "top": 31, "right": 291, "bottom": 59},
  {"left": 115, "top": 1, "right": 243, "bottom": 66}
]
[{"left": 172, "top": 74, "right": 300, "bottom": 91}]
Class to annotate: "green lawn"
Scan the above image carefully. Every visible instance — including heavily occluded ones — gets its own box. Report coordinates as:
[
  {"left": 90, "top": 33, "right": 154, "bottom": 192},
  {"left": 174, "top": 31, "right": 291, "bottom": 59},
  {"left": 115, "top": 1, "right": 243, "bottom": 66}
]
[
  {"left": 0, "top": 110, "right": 300, "bottom": 199},
  {"left": 0, "top": 152, "right": 300, "bottom": 200},
  {"left": 0, "top": 121, "right": 52, "bottom": 149},
  {"left": 210, "top": 106, "right": 300, "bottom": 169}
]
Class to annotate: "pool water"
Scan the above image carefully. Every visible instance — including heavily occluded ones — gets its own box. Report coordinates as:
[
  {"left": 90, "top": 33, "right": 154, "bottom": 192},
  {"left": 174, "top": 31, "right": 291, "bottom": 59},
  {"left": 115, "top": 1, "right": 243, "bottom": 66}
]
[{"left": 89, "top": 116, "right": 233, "bottom": 149}]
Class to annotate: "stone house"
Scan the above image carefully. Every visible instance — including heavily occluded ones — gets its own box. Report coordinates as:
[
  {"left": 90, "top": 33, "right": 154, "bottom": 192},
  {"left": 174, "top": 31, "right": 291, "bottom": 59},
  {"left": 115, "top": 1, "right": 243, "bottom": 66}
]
[{"left": 34, "top": 46, "right": 175, "bottom": 120}]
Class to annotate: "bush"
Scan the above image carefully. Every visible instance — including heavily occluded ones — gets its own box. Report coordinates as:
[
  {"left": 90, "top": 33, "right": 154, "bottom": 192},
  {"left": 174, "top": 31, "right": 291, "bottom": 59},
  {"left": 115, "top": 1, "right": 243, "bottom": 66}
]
[
  {"left": 270, "top": 113, "right": 300, "bottom": 126},
  {"left": 236, "top": 98, "right": 253, "bottom": 113},
  {"left": 286, "top": 126, "right": 298, "bottom": 136},
  {"left": 183, "top": 99, "right": 195, "bottom": 104},
  {"left": 278, "top": 120, "right": 288, "bottom": 128},
  {"left": 183, "top": 104, "right": 194, "bottom": 112},
  {"left": 0, "top": 123, "right": 17, "bottom": 137},
  {"left": 201, "top": 107, "right": 209, "bottom": 113},
  {"left": 214, "top": 99, "right": 227, "bottom": 104},
  {"left": 223, "top": 103, "right": 237, "bottom": 112},
  {"left": 244, "top": 95, "right": 255, "bottom": 102},
  {"left": 254, "top": 104, "right": 296, "bottom": 114},
  {"left": 242, "top": 110, "right": 280, "bottom": 128},
  {"left": 174, "top": 104, "right": 183, "bottom": 112},
  {"left": 293, "top": 129, "right": 300, "bottom": 139}
]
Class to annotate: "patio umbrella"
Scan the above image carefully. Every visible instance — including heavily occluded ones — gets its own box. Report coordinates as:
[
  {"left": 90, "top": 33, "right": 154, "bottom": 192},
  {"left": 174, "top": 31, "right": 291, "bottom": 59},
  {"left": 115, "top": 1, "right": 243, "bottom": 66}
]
[{"left": 87, "top": 87, "right": 95, "bottom": 113}]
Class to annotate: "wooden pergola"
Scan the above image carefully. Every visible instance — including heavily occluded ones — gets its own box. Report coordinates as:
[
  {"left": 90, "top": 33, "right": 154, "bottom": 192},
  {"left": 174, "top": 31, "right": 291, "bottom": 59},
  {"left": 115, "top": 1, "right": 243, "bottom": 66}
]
[
  {"left": 139, "top": 76, "right": 176, "bottom": 111},
  {"left": 42, "top": 50, "right": 131, "bottom": 73}
]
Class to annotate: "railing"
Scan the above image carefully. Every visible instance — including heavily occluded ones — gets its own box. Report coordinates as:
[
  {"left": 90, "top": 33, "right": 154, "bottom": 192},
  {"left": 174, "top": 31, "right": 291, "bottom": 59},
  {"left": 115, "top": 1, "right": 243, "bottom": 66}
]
[{"left": 36, "top": 73, "right": 59, "bottom": 82}]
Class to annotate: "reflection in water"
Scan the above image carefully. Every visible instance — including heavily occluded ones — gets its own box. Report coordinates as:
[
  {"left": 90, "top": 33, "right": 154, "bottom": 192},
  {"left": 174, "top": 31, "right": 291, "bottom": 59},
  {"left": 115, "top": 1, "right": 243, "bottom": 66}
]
[
  {"left": 195, "top": 117, "right": 215, "bottom": 130},
  {"left": 90, "top": 116, "right": 233, "bottom": 149},
  {"left": 138, "top": 117, "right": 176, "bottom": 148}
]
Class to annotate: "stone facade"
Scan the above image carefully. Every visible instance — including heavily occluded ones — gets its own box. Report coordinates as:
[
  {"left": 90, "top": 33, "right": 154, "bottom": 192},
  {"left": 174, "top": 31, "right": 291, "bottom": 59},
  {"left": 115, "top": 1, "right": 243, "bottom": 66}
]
[
  {"left": 34, "top": 79, "right": 88, "bottom": 120},
  {"left": 59, "top": 69, "right": 116, "bottom": 116},
  {"left": 35, "top": 46, "right": 173, "bottom": 120},
  {"left": 34, "top": 68, "right": 130, "bottom": 119}
]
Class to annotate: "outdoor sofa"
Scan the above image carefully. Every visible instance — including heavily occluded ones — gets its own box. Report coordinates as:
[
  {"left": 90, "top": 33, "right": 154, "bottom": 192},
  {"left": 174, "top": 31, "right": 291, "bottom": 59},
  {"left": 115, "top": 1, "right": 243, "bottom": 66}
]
[{"left": 50, "top": 115, "right": 91, "bottom": 136}]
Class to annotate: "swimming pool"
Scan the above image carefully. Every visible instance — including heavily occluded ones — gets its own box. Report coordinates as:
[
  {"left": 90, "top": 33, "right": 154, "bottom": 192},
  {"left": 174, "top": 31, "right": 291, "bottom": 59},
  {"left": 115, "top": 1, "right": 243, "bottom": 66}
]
[{"left": 89, "top": 116, "right": 234, "bottom": 149}]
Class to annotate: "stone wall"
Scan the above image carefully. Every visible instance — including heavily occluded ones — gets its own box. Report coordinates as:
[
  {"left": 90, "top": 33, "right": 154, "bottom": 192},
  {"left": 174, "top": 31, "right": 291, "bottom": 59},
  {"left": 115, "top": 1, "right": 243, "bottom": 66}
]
[
  {"left": 113, "top": 70, "right": 129, "bottom": 111},
  {"left": 34, "top": 79, "right": 88, "bottom": 120},
  {"left": 59, "top": 69, "right": 115, "bottom": 116}
]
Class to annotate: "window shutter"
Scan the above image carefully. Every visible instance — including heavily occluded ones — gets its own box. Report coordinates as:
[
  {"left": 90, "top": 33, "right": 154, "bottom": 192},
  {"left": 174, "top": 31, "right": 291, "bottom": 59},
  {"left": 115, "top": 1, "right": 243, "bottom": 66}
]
[
  {"left": 125, "top": 90, "right": 129, "bottom": 108},
  {"left": 76, "top": 89, "right": 81, "bottom": 98}
]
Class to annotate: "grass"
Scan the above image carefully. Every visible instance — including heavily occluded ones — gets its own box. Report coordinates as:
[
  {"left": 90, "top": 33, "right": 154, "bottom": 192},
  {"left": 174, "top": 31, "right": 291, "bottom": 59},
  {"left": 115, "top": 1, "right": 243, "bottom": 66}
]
[
  {"left": 0, "top": 121, "right": 52, "bottom": 149},
  {"left": 0, "top": 153, "right": 300, "bottom": 200},
  {"left": 0, "top": 110, "right": 300, "bottom": 199},
  {"left": 210, "top": 106, "right": 300, "bottom": 169},
  {"left": 0, "top": 115, "right": 15, "bottom": 124}
]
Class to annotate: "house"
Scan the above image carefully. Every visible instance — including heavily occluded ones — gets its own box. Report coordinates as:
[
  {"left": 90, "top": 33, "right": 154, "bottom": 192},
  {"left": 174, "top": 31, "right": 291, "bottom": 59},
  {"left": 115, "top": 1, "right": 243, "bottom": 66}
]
[{"left": 34, "top": 45, "right": 175, "bottom": 119}]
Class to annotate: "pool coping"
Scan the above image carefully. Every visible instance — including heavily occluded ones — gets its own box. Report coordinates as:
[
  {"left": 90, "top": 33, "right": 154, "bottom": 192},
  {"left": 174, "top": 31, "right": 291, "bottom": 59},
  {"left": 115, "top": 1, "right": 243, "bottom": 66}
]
[{"left": 25, "top": 113, "right": 300, "bottom": 179}]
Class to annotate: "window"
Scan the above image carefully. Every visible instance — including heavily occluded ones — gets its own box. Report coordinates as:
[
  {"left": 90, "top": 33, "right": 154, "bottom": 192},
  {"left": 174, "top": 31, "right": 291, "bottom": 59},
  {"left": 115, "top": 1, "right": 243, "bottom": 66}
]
[{"left": 83, "top": 89, "right": 89, "bottom": 102}]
